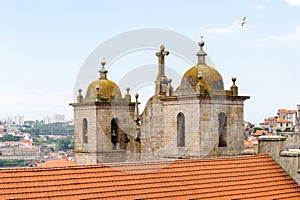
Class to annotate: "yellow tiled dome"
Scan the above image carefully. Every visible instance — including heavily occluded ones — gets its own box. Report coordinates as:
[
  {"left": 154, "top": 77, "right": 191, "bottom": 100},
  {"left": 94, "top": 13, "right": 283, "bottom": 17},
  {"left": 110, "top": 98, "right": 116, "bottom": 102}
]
[
  {"left": 176, "top": 37, "right": 224, "bottom": 95},
  {"left": 85, "top": 79, "right": 121, "bottom": 102},
  {"left": 84, "top": 59, "right": 122, "bottom": 102},
  {"left": 182, "top": 64, "right": 224, "bottom": 92}
]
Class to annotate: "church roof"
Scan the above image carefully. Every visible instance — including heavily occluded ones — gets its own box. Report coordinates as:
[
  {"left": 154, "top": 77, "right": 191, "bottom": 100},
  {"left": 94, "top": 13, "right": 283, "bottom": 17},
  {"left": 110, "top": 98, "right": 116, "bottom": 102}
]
[{"left": 0, "top": 154, "right": 299, "bottom": 199}]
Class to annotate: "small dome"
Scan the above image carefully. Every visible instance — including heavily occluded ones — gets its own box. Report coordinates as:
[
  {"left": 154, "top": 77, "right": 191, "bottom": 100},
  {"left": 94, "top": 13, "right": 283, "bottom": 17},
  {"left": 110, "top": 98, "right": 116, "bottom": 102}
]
[
  {"left": 85, "top": 79, "right": 122, "bottom": 102},
  {"left": 84, "top": 59, "right": 122, "bottom": 102},
  {"left": 176, "top": 37, "right": 224, "bottom": 95},
  {"left": 189, "top": 64, "right": 223, "bottom": 89}
]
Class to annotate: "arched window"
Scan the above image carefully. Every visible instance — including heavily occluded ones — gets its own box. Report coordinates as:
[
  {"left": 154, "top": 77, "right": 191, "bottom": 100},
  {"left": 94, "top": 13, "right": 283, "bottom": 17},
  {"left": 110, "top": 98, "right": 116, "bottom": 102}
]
[
  {"left": 111, "top": 118, "right": 118, "bottom": 150},
  {"left": 218, "top": 112, "right": 227, "bottom": 147},
  {"left": 82, "top": 118, "right": 88, "bottom": 144},
  {"left": 177, "top": 113, "right": 185, "bottom": 147}
]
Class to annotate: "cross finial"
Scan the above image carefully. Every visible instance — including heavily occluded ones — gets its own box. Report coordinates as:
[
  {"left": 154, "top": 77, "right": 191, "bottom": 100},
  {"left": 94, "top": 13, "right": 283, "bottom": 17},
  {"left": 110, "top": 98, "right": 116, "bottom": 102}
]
[{"left": 156, "top": 44, "right": 169, "bottom": 65}]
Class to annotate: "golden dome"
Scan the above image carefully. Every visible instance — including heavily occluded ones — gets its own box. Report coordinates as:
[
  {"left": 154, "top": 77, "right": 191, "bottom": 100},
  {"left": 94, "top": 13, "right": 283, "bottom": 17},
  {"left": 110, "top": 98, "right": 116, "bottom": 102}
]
[
  {"left": 85, "top": 79, "right": 122, "bottom": 102},
  {"left": 176, "top": 37, "right": 224, "bottom": 95},
  {"left": 84, "top": 59, "right": 122, "bottom": 102},
  {"left": 183, "top": 64, "right": 224, "bottom": 92}
]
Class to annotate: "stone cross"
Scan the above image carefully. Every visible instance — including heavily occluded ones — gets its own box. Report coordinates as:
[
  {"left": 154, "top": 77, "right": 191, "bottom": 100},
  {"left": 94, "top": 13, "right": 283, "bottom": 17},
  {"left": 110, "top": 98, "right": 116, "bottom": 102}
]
[
  {"left": 155, "top": 45, "right": 169, "bottom": 96},
  {"left": 156, "top": 45, "right": 169, "bottom": 66}
]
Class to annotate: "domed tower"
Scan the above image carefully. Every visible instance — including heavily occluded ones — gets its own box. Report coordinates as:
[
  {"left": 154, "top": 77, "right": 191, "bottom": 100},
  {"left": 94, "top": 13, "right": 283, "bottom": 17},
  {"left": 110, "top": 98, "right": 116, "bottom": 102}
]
[
  {"left": 172, "top": 37, "right": 249, "bottom": 157},
  {"left": 70, "top": 59, "right": 138, "bottom": 164},
  {"left": 140, "top": 37, "right": 250, "bottom": 159}
]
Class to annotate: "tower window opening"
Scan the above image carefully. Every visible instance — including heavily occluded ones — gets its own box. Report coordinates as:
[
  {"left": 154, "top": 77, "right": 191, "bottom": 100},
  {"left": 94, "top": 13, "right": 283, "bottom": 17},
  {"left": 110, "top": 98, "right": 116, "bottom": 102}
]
[
  {"left": 218, "top": 112, "right": 227, "bottom": 147},
  {"left": 82, "top": 118, "right": 88, "bottom": 144},
  {"left": 177, "top": 113, "right": 185, "bottom": 147},
  {"left": 111, "top": 118, "right": 119, "bottom": 150}
]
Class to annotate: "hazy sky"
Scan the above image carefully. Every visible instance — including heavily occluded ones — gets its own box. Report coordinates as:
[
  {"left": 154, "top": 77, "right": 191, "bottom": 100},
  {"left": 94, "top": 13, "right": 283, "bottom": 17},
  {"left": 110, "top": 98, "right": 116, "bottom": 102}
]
[{"left": 1, "top": 0, "right": 300, "bottom": 124}]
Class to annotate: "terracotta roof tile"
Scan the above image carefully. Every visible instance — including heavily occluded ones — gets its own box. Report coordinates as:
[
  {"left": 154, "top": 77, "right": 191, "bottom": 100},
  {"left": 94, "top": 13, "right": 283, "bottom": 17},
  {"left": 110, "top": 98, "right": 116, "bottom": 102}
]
[
  {"left": 0, "top": 154, "right": 299, "bottom": 199},
  {"left": 277, "top": 119, "right": 292, "bottom": 123},
  {"left": 38, "top": 159, "right": 75, "bottom": 168}
]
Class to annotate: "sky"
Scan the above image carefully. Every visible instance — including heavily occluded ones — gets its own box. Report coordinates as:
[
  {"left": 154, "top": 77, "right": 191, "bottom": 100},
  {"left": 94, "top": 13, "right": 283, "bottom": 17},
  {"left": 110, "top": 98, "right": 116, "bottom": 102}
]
[{"left": 0, "top": 0, "right": 300, "bottom": 124}]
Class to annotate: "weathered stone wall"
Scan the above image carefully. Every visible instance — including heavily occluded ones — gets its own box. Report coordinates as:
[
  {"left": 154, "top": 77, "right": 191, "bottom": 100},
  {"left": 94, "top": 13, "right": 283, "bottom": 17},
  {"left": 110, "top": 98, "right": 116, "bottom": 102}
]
[
  {"left": 72, "top": 102, "right": 136, "bottom": 164},
  {"left": 279, "top": 151, "right": 300, "bottom": 185},
  {"left": 73, "top": 103, "right": 98, "bottom": 164},
  {"left": 258, "top": 136, "right": 300, "bottom": 185},
  {"left": 278, "top": 132, "right": 300, "bottom": 148},
  {"left": 139, "top": 95, "right": 246, "bottom": 160},
  {"left": 72, "top": 95, "right": 247, "bottom": 164}
]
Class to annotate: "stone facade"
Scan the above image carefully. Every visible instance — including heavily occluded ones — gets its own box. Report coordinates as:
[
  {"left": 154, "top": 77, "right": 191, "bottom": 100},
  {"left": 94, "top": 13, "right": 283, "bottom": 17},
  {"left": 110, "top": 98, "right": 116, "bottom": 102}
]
[
  {"left": 139, "top": 95, "right": 248, "bottom": 160},
  {"left": 70, "top": 39, "right": 250, "bottom": 164}
]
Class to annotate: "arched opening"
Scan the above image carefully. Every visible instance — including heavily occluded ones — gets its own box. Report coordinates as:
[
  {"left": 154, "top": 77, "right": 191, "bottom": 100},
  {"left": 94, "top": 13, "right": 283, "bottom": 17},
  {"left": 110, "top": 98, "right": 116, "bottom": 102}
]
[
  {"left": 111, "top": 118, "right": 119, "bottom": 150},
  {"left": 218, "top": 112, "right": 227, "bottom": 147},
  {"left": 177, "top": 113, "right": 185, "bottom": 147},
  {"left": 82, "top": 118, "right": 88, "bottom": 144}
]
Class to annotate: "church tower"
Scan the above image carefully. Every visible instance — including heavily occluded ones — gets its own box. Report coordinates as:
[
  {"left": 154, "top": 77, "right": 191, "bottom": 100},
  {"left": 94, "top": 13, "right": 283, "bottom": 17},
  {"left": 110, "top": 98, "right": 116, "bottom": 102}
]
[
  {"left": 70, "top": 59, "right": 140, "bottom": 164},
  {"left": 71, "top": 37, "right": 250, "bottom": 164},
  {"left": 140, "top": 37, "right": 250, "bottom": 159}
]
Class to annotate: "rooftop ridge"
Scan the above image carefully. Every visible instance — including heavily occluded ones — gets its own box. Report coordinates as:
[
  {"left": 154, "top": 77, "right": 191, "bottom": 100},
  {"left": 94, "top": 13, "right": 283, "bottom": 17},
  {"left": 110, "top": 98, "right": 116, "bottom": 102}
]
[{"left": 1, "top": 154, "right": 299, "bottom": 199}]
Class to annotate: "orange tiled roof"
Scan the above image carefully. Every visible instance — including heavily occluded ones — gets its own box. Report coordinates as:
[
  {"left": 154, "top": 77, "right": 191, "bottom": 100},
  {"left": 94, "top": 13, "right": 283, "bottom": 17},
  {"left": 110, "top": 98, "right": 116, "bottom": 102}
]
[
  {"left": 38, "top": 159, "right": 75, "bottom": 168},
  {"left": 276, "top": 119, "right": 292, "bottom": 123},
  {"left": 267, "top": 117, "right": 275, "bottom": 121},
  {"left": 278, "top": 109, "right": 289, "bottom": 113},
  {"left": 0, "top": 154, "right": 299, "bottom": 199},
  {"left": 278, "top": 109, "right": 297, "bottom": 114},
  {"left": 253, "top": 130, "right": 271, "bottom": 136}
]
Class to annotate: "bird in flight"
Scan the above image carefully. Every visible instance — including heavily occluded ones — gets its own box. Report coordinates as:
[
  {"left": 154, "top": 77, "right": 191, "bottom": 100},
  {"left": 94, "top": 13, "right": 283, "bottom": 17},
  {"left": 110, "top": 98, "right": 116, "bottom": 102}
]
[{"left": 241, "top": 17, "right": 246, "bottom": 27}]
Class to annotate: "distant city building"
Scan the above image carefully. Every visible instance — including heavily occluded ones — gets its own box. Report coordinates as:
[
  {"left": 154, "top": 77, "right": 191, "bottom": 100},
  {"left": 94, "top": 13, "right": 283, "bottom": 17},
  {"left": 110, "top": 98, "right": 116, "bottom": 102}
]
[
  {"left": 0, "top": 116, "right": 24, "bottom": 126},
  {"left": 14, "top": 116, "right": 24, "bottom": 126},
  {"left": 259, "top": 106, "right": 299, "bottom": 133},
  {"left": 52, "top": 114, "right": 65, "bottom": 123},
  {"left": 44, "top": 116, "right": 53, "bottom": 124},
  {"left": 44, "top": 115, "right": 66, "bottom": 124}
]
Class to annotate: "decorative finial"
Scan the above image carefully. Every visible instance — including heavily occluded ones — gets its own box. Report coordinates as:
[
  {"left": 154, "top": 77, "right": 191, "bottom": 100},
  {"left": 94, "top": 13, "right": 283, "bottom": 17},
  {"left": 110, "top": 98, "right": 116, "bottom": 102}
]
[
  {"left": 125, "top": 87, "right": 131, "bottom": 104},
  {"left": 231, "top": 77, "right": 238, "bottom": 96},
  {"left": 198, "top": 72, "right": 203, "bottom": 80},
  {"left": 77, "top": 89, "right": 83, "bottom": 103},
  {"left": 99, "top": 58, "right": 108, "bottom": 80},
  {"left": 232, "top": 77, "right": 237, "bottom": 83},
  {"left": 197, "top": 72, "right": 204, "bottom": 94},
  {"left": 199, "top": 36, "right": 205, "bottom": 47},
  {"left": 95, "top": 86, "right": 101, "bottom": 102},
  {"left": 197, "top": 36, "right": 207, "bottom": 65},
  {"left": 101, "top": 58, "right": 106, "bottom": 69},
  {"left": 134, "top": 92, "right": 141, "bottom": 141},
  {"left": 134, "top": 93, "right": 140, "bottom": 121}
]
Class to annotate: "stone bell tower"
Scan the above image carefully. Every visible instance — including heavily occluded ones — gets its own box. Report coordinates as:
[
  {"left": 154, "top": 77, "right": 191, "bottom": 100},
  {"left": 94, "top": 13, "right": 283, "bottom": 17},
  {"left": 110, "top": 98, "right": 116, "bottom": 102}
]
[
  {"left": 140, "top": 37, "right": 250, "bottom": 159},
  {"left": 70, "top": 59, "right": 140, "bottom": 164}
]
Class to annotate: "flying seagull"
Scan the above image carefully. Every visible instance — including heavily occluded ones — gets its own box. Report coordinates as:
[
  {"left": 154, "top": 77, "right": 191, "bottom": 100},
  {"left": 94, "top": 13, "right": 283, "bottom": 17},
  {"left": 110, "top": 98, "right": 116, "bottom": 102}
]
[{"left": 241, "top": 17, "right": 246, "bottom": 27}]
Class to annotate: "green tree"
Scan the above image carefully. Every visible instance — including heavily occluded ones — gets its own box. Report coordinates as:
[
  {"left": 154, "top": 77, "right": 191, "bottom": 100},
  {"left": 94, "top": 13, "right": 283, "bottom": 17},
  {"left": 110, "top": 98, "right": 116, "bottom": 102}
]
[
  {"left": 56, "top": 138, "right": 74, "bottom": 151},
  {"left": 0, "top": 134, "right": 21, "bottom": 142}
]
